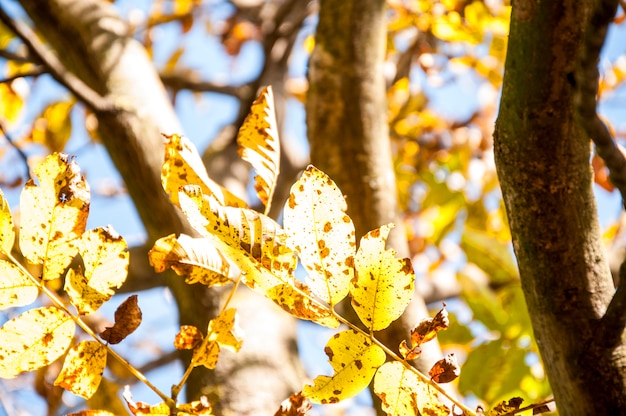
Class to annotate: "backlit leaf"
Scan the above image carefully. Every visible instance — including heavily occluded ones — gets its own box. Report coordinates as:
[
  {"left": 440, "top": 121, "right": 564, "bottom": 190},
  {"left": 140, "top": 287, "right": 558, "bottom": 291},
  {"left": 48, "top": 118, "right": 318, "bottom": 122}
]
[
  {"left": 236, "top": 86, "right": 280, "bottom": 214},
  {"left": 350, "top": 224, "right": 415, "bottom": 331},
  {"left": 19, "top": 153, "right": 90, "bottom": 280},
  {"left": 0, "top": 189, "right": 15, "bottom": 254},
  {"left": 174, "top": 325, "right": 204, "bottom": 350},
  {"left": 65, "top": 226, "right": 129, "bottom": 314},
  {"left": 179, "top": 186, "right": 337, "bottom": 326},
  {"left": 303, "top": 329, "right": 385, "bottom": 404},
  {"left": 100, "top": 295, "right": 142, "bottom": 345},
  {"left": 488, "top": 397, "right": 524, "bottom": 415},
  {"left": 274, "top": 391, "right": 312, "bottom": 416},
  {"left": 283, "top": 165, "right": 356, "bottom": 306},
  {"left": 149, "top": 233, "right": 236, "bottom": 286},
  {"left": 162, "top": 133, "right": 246, "bottom": 207},
  {"left": 410, "top": 305, "right": 449, "bottom": 347},
  {"left": 0, "top": 259, "right": 38, "bottom": 310},
  {"left": 192, "top": 308, "right": 242, "bottom": 369},
  {"left": 374, "top": 362, "right": 449, "bottom": 416},
  {"left": 0, "top": 83, "right": 24, "bottom": 123},
  {"left": 429, "top": 353, "right": 460, "bottom": 383},
  {"left": 54, "top": 340, "right": 107, "bottom": 399},
  {"left": 30, "top": 100, "right": 74, "bottom": 153},
  {"left": 0, "top": 306, "right": 75, "bottom": 378}
]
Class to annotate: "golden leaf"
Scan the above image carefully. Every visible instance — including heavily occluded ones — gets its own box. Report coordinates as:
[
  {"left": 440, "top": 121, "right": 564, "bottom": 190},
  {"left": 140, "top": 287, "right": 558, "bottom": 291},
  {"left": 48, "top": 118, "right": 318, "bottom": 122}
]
[
  {"left": 174, "top": 325, "right": 204, "bottom": 350},
  {"left": 54, "top": 340, "right": 107, "bottom": 399},
  {"left": 30, "top": 101, "right": 74, "bottom": 153},
  {"left": 283, "top": 165, "right": 356, "bottom": 306},
  {"left": 266, "top": 282, "right": 339, "bottom": 328},
  {"left": 374, "top": 361, "right": 450, "bottom": 416},
  {"left": 100, "top": 295, "right": 142, "bottom": 345},
  {"left": 19, "top": 153, "right": 89, "bottom": 280},
  {"left": 0, "top": 83, "right": 24, "bottom": 123},
  {"left": 303, "top": 329, "right": 385, "bottom": 404},
  {"left": 0, "top": 258, "right": 38, "bottom": 310},
  {"left": 192, "top": 308, "right": 242, "bottom": 369},
  {"left": 350, "top": 224, "right": 415, "bottom": 331},
  {"left": 0, "top": 188, "right": 15, "bottom": 255},
  {"left": 149, "top": 233, "right": 237, "bottom": 286},
  {"left": 236, "top": 86, "right": 280, "bottom": 214},
  {"left": 64, "top": 226, "right": 128, "bottom": 315},
  {"left": 162, "top": 133, "right": 246, "bottom": 208},
  {"left": 0, "top": 306, "right": 75, "bottom": 378}
]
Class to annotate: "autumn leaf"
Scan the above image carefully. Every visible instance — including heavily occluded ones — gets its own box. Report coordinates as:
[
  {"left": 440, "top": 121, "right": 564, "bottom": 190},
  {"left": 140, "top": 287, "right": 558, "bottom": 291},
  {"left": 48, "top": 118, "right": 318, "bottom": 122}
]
[
  {"left": 65, "top": 226, "right": 129, "bottom": 315},
  {"left": 429, "top": 353, "right": 460, "bottom": 383},
  {"left": 303, "top": 329, "right": 385, "bottom": 404},
  {"left": 374, "top": 361, "right": 449, "bottom": 416},
  {"left": 401, "top": 305, "right": 449, "bottom": 358},
  {"left": 19, "top": 153, "right": 90, "bottom": 280},
  {"left": 350, "top": 224, "right": 415, "bottom": 331},
  {"left": 30, "top": 100, "right": 74, "bottom": 153},
  {"left": 283, "top": 165, "right": 356, "bottom": 306},
  {"left": 0, "top": 306, "right": 75, "bottom": 378},
  {"left": 236, "top": 86, "right": 281, "bottom": 215},
  {"left": 0, "top": 188, "right": 15, "bottom": 255},
  {"left": 100, "top": 295, "right": 142, "bottom": 345},
  {"left": 67, "top": 411, "right": 117, "bottom": 416},
  {"left": 487, "top": 397, "right": 524, "bottom": 415},
  {"left": 149, "top": 233, "right": 237, "bottom": 286},
  {"left": 274, "top": 391, "right": 312, "bottom": 416},
  {"left": 0, "top": 258, "right": 38, "bottom": 310},
  {"left": 192, "top": 308, "right": 242, "bottom": 369},
  {"left": 54, "top": 340, "right": 107, "bottom": 399},
  {"left": 266, "top": 281, "right": 339, "bottom": 328},
  {"left": 161, "top": 133, "right": 246, "bottom": 207},
  {"left": 123, "top": 386, "right": 171, "bottom": 415},
  {"left": 174, "top": 325, "right": 204, "bottom": 350}
]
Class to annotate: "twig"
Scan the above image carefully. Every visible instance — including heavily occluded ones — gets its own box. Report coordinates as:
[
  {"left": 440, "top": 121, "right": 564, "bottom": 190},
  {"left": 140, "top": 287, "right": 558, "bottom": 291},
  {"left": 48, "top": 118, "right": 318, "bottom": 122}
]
[
  {"left": 159, "top": 69, "right": 253, "bottom": 99},
  {"left": 0, "top": 7, "right": 116, "bottom": 114},
  {"left": 0, "top": 66, "right": 46, "bottom": 83},
  {"left": 0, "top": 119, "right": 31, "bottom": 181},
  {"left": 0, "top": 48, "right": 39, "bottom": 64}
]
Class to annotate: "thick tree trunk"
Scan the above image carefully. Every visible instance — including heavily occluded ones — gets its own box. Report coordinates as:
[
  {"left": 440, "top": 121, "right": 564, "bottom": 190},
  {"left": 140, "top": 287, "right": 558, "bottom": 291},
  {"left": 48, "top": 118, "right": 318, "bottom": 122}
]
[
  {"left": 493, "top": 1, "right": 626, "bottom": 413},
  {"left": 306, "top": 0, "right": 442, "bottom": 393},
  {"left": 18, "top": 1, "right": 303, "bottom": 413}
]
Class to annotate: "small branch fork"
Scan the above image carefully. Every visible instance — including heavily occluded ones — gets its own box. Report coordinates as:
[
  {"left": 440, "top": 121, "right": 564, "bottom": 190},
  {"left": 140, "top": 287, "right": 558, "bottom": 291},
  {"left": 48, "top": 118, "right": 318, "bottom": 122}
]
[{"left": 575, "top": 0, "right": 626, "bottom": 345}]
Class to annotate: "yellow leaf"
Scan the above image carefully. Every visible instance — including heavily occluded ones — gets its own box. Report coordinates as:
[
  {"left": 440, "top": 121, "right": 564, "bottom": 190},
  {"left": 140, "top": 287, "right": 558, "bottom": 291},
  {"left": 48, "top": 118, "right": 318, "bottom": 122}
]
[
  {"left": 0, "top": 306, "right": 75, "bottom": 378},
  {"left": 0, "top": 259, "right": 38, "bottom": 310},
  {"left": 149, "top": 233, "right": 237, "bottom": 287},
  {"left": 350, "top": 224, "right": 415, "bottom": 331},
  {"left": 374, "top": 361, "right": 449, "bottom": 416},
  {"left": 236, "top": 86, "right": 281, "bottom": 215},
  {"left": 303, "top": 329, "right": 385, "bottom": 404},
  {"left": 266, "top": 282, "right": 339, "bottom": 328},
  {"left": 30, "top": 101, "right": 74, "bottom": 153},
  {"left": 0, "top": 188, "right": 15, "bottom": 254},
  {"left": 65, "top": 226, "right": 129, "bottom": 315},
  {"left": 161, "top": 133, "right": 246, "bottom": 208},
  {"left": 54, "top": 340, "right": 107, "bottom": 399},
  {"left": 0, "top": 83, "right": 24, "bottom": 124},
  {"left": 192, "top": 308, "right": 242, "bottom": 369},
  {"left": 19, "top": 153, "right": 90, "bottom": 280},
  {"left": 283, "top": 165, "right": 356, "bottom": 306}
]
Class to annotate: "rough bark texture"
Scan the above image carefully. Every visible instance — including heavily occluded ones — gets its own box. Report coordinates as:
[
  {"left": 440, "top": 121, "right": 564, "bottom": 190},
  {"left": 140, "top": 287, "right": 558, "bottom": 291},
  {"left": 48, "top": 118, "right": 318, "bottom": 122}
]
[
  {"left": 306, "top": 0, "right": 442, "bottom": 387},
  {"left": 18, "top": 1, "right": 303, "bottom": 413},
  {"left": 493, "top": 1, "right": 626, "bottom": 413}
]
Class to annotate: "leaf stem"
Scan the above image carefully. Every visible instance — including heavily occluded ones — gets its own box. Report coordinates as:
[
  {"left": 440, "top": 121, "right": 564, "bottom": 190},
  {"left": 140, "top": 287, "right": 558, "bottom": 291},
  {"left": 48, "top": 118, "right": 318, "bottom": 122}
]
[{"left": 7, "top": 253, "right": 175, "bottom": 408}]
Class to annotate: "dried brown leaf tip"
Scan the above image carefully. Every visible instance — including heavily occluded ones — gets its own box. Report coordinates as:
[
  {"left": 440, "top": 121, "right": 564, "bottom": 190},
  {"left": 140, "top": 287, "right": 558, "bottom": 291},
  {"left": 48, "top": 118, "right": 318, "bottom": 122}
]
[
  {"left": 429, "top": 353, "right": 460, "bottom": 383},
  {"left": 400, "top": 304, "right": 449, "bottom": 360},
  {"left": 100, "top": 295, "right": 142, "bottom": 345},
  {"left": 274, "top": 391, "right": 312, "bottom": 416},
  {"left": 174, "top": 325, "right": 204, "bottom": 350}
]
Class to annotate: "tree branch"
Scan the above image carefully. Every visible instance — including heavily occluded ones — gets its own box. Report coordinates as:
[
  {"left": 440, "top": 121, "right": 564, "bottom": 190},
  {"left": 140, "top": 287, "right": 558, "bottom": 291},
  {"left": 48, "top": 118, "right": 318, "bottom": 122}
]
[
  {"left": 159, "top": 68, "right": 254, "bottom": 99},
  {"left": 0, "top": 7, "right": 115, "bottom": 114},
  {"left": 0, "top": 47, "right": 38, "bottom": 63},
  {"left": 0, "top": 66, "right": 46, "bottom": 83}
]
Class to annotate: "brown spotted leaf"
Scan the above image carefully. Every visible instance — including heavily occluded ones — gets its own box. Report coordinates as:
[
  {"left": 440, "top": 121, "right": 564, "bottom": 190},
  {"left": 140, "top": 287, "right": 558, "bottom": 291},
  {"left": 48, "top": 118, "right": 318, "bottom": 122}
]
[
  {"left": 0, "top": 259, "right": 38, "bottom": 310},
  {"left": 19, "top": 153, "right": 90, "bottom": 280},
  {"left": 54, "top": 340, "right": 107, "bottom": 399},
  {"left": 236, "top": 86, "right": 281, "bottom": 215},
  {"left": 429, "top": 353, "right": 460, "bottom": 383},
  {"left": 488, "top": 397, "right": 524, "bottom": 415},
  {"left": 162, "top": 133, "right": 246, "bottom": 208},
  {"left": 283, "top": 165, "right": 356, "bottom": 306},
  {"left": 350, "top": 224, "right": 415, "bottom": 331},
  {"left": 192, "top": 308, "right": 242, "bottom": 369},
  {"left": 100, "top": 295, "right": 142, "bottom": 345},
  {"left": 174, "top": 325, "right": 204, "bottom": 350},
  {"left": 274, "top": 391, "right": 312, "bottom": 416},
  {"left": 149, "top": 233, "right": 237, "bottom": 287},
  {"left": 410, "top": 305, "right": 449, "bottom": 347},
  {"left": 303, "top": 329, "right": 385, "bottom": 404}
]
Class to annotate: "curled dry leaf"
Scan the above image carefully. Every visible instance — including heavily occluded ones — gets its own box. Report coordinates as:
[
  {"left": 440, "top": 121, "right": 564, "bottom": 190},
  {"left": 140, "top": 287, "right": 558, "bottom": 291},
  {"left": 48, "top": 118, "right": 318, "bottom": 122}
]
[
  {"left": 411, "top": 304, "right": 449, "bottom": 346},
  {"left": 429, "top": 353, "right": 460, "bottom": 384},
  {"left": 100, "top": 295, "right": 142, "bottom": 345},
  {"left": 174, "top": 325, "right": 204, "bottom": 350},
  {"left": 274, "top": 391, "right": 312, "bottom": 416}
]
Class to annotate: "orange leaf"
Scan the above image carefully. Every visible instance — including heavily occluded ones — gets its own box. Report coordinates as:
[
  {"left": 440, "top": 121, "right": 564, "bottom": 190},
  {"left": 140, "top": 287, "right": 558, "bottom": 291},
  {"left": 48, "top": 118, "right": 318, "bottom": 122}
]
[
  {"left": 100, "top": 295, "right": 142, "bottom": 345},
  {"left": 428, "top": 353, "right": 460, "bottom": 383}
]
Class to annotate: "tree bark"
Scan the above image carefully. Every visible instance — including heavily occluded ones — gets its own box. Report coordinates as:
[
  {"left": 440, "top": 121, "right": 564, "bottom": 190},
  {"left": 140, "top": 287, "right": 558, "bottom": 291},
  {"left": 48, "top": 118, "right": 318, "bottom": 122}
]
[
  {"left": 493, "top": 1, "right": 626, "bottom": 413},
  {"left": 17, "top": 1, "right": 303, "bottom": 413},
  {"left": 306, "top": 0, "right": 443, "bottom": 402}
]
